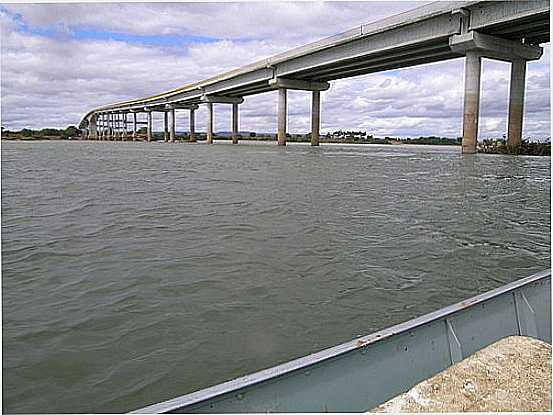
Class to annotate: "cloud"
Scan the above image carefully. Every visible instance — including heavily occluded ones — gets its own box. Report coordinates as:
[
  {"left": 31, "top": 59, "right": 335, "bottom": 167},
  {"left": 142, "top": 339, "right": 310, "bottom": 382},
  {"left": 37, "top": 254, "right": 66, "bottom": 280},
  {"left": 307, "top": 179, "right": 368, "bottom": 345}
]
[
  {"left": 0, "top": 2, "right": 550, "bottom": 139},
  {"left": 2, "top": 2, "right": 418, "bottom": 42}
]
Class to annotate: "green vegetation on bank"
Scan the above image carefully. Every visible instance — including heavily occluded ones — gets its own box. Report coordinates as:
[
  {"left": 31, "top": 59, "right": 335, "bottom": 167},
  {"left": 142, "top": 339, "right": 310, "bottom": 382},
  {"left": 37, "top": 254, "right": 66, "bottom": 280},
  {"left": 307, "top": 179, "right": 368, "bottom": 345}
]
[
  {"left": 173, "top": 131, "right": 461, "bottom": 145},
  {"left": 2, "top": 126, "right": 550, "bottom": 156},
  {"left": 1, "top": 126, "right": 80, "bottom": 140},
  {"left": 149, "top": 130, "right": 459, "bottom": 145},
  {"left": 478, "top": 139, "right": 551, "bottom": 156},
  {"left": 401, "top": 136, "right": 461, "bottom": 145}
]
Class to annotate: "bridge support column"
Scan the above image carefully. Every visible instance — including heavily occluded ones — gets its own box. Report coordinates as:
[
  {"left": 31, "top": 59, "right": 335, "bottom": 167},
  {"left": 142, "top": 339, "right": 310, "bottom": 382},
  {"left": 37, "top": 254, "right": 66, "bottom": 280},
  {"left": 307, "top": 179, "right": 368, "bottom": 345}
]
[
  {"left": 123, "top": 113, "right": 127, "bottom": 140},
  {"left": 207, "top": 103, "right": 214, "bottom": 144},
  {"left": 164, "top": 111, "right": 169, "bottom": 142},
  {"left": 119, "top": 114, "right": 123, "bottom": 140},
  {"left": 104, "top": 114, "right": 107, "bottom": 140},
  {"left": 170, "top": 108, "right": 176, "bottom": 143},
  {"left": 311, "top": 90, "right": 320, "bottom": 146},
  {"left": 99, "top": 115, "right": 103, "bottom": 140},
  {"left": 277, "top": 87, "right": 287, "bottom": 146},
  {"left": 112, "top": 113, "right": 116, "bottom": 140},
  {"left": 111, "top": 114, "right": 115, "bottom": 140},
  {"left": 89, "top": 114, "right": 98, "bottom": 140},
  {"left": 462, "top": 51, "right": 481, "bottom": 154},
  {"left": 232, "top": 103, "right": 239, "bottom": 144},
  {"left": 190, "top": 109, "right": 196, "bottom": 142},
  {"left": 507, "top": 59, "right": 527, "bottom": 150},
  {"left": 113, "top": 114, "right": 117, "bottom": 140},
  {"left": 147, "top": 111, "right": 152, "bottom": 142},
  {"left": 132, "top": 113, "right": 137, "bottom": 141}
]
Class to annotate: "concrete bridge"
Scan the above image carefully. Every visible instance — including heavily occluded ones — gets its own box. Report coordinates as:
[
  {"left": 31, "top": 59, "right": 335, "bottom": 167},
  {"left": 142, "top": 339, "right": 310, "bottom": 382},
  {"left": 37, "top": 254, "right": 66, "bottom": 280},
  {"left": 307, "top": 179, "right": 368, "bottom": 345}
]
[{"left": 79, "top": 1, "right": 549, "bottom": 153}]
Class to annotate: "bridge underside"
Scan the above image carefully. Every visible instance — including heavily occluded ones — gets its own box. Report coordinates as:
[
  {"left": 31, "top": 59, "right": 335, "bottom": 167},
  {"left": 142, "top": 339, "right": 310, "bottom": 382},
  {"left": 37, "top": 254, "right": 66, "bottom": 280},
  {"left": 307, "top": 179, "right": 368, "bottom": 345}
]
[{"left": 81, "top": 0, "right": 550, "bottom": 153}]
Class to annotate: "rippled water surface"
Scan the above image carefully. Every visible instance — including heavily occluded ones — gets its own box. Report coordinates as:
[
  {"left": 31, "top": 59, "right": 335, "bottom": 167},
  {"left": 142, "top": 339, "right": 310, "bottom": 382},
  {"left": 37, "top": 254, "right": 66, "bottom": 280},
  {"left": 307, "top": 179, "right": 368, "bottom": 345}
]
[{"left": 2, "top": 140, "right": 550, "bottom": 413}]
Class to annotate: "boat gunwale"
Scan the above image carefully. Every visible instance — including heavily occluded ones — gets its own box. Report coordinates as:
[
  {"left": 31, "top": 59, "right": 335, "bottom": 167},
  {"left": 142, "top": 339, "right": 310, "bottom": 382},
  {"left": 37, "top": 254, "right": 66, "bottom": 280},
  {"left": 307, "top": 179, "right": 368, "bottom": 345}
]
[{"left": 132, "top": 268, "right": 551, "bottom": 414}]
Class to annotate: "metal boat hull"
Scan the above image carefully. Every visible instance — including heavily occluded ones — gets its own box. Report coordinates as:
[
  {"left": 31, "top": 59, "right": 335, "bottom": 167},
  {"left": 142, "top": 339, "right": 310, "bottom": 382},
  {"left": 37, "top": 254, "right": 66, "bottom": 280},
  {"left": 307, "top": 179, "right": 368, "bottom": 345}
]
[{"left": 134, "top": 269, "right": 551, "bottom": 413}]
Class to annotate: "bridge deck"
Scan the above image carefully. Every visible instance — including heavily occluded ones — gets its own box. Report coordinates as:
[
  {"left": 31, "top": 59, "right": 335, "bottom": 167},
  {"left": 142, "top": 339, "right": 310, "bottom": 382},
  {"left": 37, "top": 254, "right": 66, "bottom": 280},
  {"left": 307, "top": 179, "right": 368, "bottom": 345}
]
[{"left": 79, "top": 0, "right": 550, "bottom": 126}]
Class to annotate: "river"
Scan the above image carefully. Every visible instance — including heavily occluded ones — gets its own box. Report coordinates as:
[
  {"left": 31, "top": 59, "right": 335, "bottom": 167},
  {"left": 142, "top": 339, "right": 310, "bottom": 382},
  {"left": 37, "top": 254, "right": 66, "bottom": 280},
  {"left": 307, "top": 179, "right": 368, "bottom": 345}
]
[{"left": 2, "top": 140, "right": 550, "bottom": 413}]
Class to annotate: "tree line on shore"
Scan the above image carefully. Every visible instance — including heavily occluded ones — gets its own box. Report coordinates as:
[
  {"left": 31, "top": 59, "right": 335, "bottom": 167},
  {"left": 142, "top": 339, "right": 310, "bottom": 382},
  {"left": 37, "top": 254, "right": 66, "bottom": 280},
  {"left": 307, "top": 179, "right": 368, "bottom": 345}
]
[
  {"left": 2, "top": 126, "right": 550, "bottom": 156},
  {"left": 1, "top": 126, "right": 80, "bottom": 139}
]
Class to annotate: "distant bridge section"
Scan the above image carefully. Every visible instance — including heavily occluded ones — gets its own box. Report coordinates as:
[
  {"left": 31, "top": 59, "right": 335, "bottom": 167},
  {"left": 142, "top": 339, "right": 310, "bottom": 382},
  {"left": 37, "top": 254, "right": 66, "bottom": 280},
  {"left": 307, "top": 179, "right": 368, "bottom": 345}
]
[{"left": 80, "top": 1, "right": 549, "bottom": 153}]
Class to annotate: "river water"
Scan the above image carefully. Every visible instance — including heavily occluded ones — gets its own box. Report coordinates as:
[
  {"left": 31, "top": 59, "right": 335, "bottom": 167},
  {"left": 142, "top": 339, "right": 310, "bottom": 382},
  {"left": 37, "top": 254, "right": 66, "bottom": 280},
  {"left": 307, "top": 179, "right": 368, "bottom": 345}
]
[{"left": 2, "top": 140, "right": 550, "bottom": 413}]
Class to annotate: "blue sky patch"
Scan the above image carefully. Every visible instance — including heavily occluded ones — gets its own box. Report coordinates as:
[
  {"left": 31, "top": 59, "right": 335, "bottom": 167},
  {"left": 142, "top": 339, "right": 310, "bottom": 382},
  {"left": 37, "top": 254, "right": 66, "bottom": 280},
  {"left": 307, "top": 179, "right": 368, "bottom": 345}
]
[{"left": 72, "top": 28, "right": 219, "bottom": 46}]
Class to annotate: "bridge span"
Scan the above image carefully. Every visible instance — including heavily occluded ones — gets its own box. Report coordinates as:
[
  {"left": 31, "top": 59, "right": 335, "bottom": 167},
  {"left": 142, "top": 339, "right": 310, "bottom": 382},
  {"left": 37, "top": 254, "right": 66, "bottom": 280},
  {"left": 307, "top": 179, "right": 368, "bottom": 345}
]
[{"left": 79, "top": 1, "right": 549, "bottom": 153}]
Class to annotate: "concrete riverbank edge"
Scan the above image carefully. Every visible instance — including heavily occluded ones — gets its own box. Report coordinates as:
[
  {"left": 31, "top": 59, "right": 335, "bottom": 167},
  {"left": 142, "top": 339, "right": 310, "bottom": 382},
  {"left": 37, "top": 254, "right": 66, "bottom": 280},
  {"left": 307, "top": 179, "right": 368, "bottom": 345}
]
[{"left": 371, "top": 336, "right": 551, "bottom": 412}]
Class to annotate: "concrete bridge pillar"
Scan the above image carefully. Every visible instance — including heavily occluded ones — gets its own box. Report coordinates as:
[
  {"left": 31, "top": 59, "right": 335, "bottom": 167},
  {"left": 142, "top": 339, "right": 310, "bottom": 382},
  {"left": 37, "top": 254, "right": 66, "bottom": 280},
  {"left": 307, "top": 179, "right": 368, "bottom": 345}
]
[
  {"left": 99, "top": 114, "right": 103, "bottom": 140},
  {"left": 118, "top": 113, "right": 122, "bottom": 140},
  {"left": 123, "top": 113, "right": 128, "bottom": 140},
  {"left": 89, "top": 114, "right": 98, "bottom": 140},
  {"left": 113, "top": 114, "right": 117, "bottom": 140},
  {"left": 164, "top": 111, "right": 169, "bottom": 142},
  {"left": 507, "top": 59, "right": 527, "bottom": 150},
  {"left": 232, "top": 103, "right": 239, "bottom": 144},
  {"left": 119, "top": 114, "right": 123, "bottom": 140},
  {"left": 170, "top": 108, "right": 176, "bottom": 143},
  {"left": 104, "top": 114, "right": 108, "bottom": 139},
  {"left": 190, "top": 108, "right": 196, "bottom": 142},
  {"left": 132, "top": 113, "right": 137, "bottom": 141},
  {"left": 146, "top": 111, "right": 153, "bottom": 142},
  {"left": 311, "top": 90, "right": 320, "bottom": 146},
  {"left": 207, "top": 103, "right": 214, "bottom": 144},
  {"left": 113, "top": 113, "right": 116, "bottom": 140},
  {"left": 462, "top": 51, "right": 481, "bottom": 154},
  {"left": 277, "top": 87, "right": 287, "bottom": 146}
]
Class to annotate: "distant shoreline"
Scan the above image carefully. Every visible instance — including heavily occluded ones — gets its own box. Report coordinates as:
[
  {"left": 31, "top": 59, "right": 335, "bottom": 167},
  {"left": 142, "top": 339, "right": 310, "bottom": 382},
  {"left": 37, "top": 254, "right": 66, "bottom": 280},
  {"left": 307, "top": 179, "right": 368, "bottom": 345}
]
[
  {"left": 1, "top": 134, "right": 461, "bottom": 146},
  {"left": 2, "top": 134, "right": 550, "bottom": 156}
]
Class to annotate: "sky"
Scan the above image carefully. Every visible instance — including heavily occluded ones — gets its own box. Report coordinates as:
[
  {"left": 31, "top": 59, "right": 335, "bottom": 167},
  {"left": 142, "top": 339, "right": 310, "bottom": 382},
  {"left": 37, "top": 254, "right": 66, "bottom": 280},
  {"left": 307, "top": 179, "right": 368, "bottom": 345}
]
[{"left": 0, "top": 1, "right": 550, "bottom": 139}]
